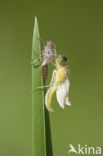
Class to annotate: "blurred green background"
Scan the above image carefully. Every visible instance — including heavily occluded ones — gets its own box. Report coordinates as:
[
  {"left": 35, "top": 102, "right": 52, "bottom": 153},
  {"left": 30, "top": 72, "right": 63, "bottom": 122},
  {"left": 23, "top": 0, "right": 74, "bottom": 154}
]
[{"left": 0, "top": 0, "right": 103, "bottom": 156}]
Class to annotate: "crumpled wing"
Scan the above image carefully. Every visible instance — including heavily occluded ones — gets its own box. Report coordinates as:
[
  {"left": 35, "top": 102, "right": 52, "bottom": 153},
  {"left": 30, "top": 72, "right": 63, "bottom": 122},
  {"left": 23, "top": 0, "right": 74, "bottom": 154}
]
[
  {"left": 45, "top": 70, "right": 57, "bottom": 112},
  {"left": 45, "top": 85, "right": 57, "bottom": 112},
  {"left": 65, "top": 79, "right": 71, "bottom": 106},
  {"left": 56, "top": 78, "right": 71, "bottom": 109}
]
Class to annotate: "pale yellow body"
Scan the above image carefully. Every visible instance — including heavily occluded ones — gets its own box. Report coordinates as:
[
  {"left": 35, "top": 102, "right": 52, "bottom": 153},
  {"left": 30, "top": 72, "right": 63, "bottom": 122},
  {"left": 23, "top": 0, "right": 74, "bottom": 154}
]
[
  {"left": 56, "top": 66, "right": 68, "bottom": 84},
  {"left": 48, "top": 66, "right": 69, "bottom": 110}
]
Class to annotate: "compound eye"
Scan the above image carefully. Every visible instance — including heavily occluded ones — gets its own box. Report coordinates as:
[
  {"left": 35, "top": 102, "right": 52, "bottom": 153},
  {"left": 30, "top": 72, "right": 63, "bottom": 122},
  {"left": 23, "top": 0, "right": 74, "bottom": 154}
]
[{"left": 62, "top": 56, "right": 68, "bottom": 62}]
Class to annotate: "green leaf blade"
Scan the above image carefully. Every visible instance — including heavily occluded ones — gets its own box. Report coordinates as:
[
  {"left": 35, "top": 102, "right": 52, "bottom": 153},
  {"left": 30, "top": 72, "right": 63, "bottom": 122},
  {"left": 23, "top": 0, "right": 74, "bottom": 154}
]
[{"left": 32, "top": 17, "right": 46, "bottom": 156}]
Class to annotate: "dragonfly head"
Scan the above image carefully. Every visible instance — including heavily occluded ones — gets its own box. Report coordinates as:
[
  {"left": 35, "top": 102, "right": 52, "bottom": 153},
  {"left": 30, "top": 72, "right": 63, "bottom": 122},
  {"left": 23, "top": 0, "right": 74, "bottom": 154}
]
[{"left": 56, "top": 55, "right": 68, "bottom": 66}]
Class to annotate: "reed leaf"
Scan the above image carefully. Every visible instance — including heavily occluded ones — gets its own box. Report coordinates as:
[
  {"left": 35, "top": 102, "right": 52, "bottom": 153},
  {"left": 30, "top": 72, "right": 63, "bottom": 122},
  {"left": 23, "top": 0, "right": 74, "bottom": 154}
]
[
  {"left": 32, "top": 17, "right": 53, "bottom": 156},
  {"left": 32, "top": 17, "right": 46, "bottom": 156}
]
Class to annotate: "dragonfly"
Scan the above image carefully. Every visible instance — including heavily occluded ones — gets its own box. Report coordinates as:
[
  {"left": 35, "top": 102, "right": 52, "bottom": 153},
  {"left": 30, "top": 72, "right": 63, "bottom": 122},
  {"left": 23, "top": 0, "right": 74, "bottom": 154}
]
[{"left": 32, "top": 55, "right": 71, "bottom": 112}]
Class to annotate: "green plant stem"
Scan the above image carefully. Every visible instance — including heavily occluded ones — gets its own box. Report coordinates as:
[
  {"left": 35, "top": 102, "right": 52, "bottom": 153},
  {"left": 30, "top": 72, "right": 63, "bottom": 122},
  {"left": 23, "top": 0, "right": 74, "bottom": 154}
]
[{"left": 43, "top": 79, "right": 53, "bottom": 156}]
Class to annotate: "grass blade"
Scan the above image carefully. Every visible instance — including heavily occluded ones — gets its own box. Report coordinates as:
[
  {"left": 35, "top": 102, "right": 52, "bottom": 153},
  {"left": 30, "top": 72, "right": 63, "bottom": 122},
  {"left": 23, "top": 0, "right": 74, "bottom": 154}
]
[
  {"left": 32, "top": 17, "right": 46, "bottom": 156},
  {"left": 32, "top": 17, "right": 53, "bottom": 156}
]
